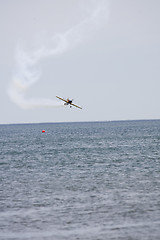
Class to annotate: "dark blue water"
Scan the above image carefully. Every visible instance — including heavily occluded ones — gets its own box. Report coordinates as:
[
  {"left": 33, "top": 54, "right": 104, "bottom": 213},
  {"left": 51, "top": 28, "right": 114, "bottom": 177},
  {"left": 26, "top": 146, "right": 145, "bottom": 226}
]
[{"left": 0, "top": 120, "right": 160, "bottom": 240}]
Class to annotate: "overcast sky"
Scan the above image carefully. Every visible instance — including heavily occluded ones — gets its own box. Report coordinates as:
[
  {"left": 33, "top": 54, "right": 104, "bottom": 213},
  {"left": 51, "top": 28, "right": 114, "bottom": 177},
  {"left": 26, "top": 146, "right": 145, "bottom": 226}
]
[{"left": 0, "top": 0, "right": 160, "bottom": 124}]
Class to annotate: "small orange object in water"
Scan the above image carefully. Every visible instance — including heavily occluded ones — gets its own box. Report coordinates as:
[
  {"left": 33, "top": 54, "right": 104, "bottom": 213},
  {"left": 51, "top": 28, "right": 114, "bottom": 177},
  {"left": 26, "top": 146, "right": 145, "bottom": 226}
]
[{"left": 42, "top": 130, "right": 45, "bottom": 133}]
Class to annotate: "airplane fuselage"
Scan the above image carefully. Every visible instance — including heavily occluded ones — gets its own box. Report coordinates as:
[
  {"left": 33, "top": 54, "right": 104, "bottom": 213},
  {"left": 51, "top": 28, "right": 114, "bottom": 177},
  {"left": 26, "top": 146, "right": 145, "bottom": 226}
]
[{"left": 66, "top": 99, "right": 72, "bottom": 104}]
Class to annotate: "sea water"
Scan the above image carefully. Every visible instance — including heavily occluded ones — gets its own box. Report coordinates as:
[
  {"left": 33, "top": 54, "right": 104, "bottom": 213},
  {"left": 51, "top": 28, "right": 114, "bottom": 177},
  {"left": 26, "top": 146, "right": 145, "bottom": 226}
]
[{"left": 0, "top": 120, "right": 160, "bottom": 240}]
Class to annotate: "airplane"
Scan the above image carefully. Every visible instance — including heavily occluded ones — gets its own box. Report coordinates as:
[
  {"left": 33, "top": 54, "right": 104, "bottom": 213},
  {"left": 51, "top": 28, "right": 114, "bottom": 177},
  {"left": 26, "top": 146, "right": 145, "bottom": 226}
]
[{"left": 56, "top": 96, "right": 82, "bottom": 109}]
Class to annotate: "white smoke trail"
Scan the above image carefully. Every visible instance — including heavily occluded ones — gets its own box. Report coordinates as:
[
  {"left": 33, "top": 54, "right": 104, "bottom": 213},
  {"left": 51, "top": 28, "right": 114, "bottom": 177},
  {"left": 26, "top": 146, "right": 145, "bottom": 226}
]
[{"left": 8, "top": 0, "right": 109, "bottom": 109}]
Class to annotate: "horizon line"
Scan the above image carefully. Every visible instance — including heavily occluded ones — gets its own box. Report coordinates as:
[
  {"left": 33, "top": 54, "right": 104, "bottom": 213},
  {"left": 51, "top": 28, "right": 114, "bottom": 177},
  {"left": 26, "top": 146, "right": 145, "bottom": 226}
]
[{"left": 0, "top": 118, "right": 160, "bottom": 126}]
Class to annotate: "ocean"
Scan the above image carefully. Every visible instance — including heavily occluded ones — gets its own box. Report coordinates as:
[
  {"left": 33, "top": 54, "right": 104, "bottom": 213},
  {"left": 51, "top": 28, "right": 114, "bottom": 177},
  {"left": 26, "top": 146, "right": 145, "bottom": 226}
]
[{"left": 0, "top": 120, "right": 160, "bottom": 240}]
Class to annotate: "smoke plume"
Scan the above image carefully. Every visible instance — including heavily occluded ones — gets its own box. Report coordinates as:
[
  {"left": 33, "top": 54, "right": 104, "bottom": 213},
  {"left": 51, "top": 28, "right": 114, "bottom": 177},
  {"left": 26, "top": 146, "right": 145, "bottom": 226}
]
[{"left": 8, "top": 0, "right": 108, "bottom": 109}]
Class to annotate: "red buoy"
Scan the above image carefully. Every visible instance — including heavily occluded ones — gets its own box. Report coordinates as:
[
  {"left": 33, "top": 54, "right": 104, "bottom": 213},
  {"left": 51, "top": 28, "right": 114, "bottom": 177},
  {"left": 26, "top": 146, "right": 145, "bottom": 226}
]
[{"left": 42, "top": 130, "right": 45, "bottom": 133}]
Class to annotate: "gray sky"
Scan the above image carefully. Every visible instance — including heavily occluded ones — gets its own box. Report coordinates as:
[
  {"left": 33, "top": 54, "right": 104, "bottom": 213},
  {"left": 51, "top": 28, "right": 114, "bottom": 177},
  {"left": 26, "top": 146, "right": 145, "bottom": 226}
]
[{"left": 0, "top": 0, "right": 160, "bottom": 124}]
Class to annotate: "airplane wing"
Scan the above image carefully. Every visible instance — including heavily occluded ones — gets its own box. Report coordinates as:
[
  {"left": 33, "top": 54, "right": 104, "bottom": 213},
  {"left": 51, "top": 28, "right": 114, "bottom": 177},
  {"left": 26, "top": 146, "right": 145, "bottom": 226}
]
[
  {"left": 56, "top": 96, "right": 67, "bottom": 103},
  {"left": 56, "top": 96, "right": 82, "bottom": 109},
  {"left": 70, "top": 103, "right": 82, "bottom": 109}
]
